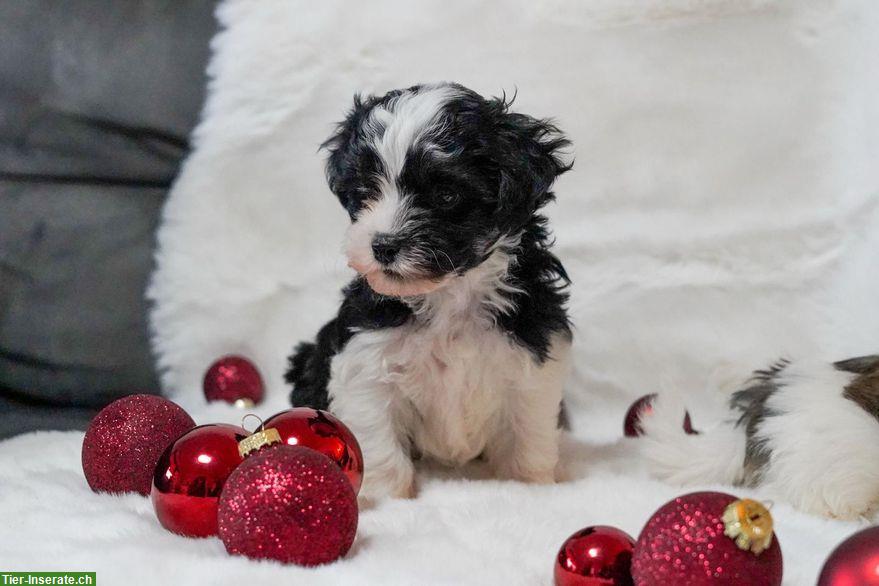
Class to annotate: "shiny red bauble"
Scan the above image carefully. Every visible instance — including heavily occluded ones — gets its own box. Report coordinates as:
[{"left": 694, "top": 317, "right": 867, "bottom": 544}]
[
  {"left": 817, "top": 526, "right": 879, "bottom": 586},
  {"left": 631, "top": 491, "right": 783, "bottom": 586},
  {"left": 218, "top": 445, "right": 358, "bottom": 566},
  {"left": 554, "top": 525, "right": 636, "bottom": 586},
  {"left": 82, "top": 394, "right": 195, "bottom": 495},
  {"left": 151, "top": 423, "right": 248, "bottom": 537},
  {"left": 263, "top": 407, "right": 363, "bottom": 493},
  {"left": 623, "top": 393, "right": 697, "bottom": 437},
  {"left": 203, "top": 355, "right": 264, "bottom": 406}
]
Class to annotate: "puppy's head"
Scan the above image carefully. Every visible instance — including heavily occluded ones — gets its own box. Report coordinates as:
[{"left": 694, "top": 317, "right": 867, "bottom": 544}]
[{"left": 322, "top": 83, "right": 570, "bottom": 297}]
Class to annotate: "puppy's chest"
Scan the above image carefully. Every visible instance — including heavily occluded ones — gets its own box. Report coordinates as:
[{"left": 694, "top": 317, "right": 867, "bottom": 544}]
[{"left": 382, "top": 314, "right": 533, "bottom": 462}]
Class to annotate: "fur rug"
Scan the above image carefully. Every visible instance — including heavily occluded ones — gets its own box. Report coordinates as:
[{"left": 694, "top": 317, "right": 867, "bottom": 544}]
[
  {"left": 2, "top": 0, "right": 878, "bottom": 583},
  {"left": 0, "top": 424, "right": 870, "bottom": 584}
]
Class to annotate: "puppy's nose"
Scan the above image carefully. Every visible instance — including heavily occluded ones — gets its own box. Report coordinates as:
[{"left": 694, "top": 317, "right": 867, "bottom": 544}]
[{"left": 371, "top": 233, "right": 402, "bottom": 265}]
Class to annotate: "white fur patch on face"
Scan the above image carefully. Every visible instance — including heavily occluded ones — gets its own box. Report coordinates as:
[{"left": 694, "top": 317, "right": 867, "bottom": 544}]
[
  {"left": 345, "top": 189, "right": 409, "bottom": 276},
  {"left": 345, "top": 85, "right": 461, "bottom": 291},
  {"left": 367, "top": 84, "right": 460, "bottom": 181}
]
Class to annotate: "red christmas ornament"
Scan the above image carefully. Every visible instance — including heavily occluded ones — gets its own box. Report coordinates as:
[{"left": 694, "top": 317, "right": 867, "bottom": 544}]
[
  {"left": 203, "top": 355, "right": 264, "bottom": 407},
  {"left": 218, "top": 444, "right": 358, "bottom": 566},
  {"left": 817, "top": 526, "right": 879, "bottom": 586},
  {"left": 151, "top": 423, "right": 248, "bottom": 537},
  {"left": 632, "top": 491, "right": 783, "bottom": 586},
  {"left": 263, "top": 407, "right": 363, "bottom": 493},
  {"left": 82, "top": 394, "right": 195, "bottom": 495},
  {"left": 554, "top": 525, "right": 636, "bottom": 586},
  {"left": 623, "top": 394, "right": 697, "bottom": 437}
]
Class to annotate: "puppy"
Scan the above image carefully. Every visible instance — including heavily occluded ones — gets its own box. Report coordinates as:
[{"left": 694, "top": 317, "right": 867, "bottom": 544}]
[
  {"left": 639, "top": 355, "right": 879, "bottom": 519},
  {"left": 286, "top": 82, "right": 573, "bottom": 501}
]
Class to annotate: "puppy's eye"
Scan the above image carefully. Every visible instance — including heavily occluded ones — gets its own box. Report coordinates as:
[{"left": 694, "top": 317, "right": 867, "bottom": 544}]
[{"left": 436, "top": 191, "right": 460, "bottom": 208}]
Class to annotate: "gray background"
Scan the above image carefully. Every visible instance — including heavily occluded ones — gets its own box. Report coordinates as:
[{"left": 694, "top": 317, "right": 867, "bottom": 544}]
[{"left": 0, "top": 0, "right": 217, "bottom": 437}]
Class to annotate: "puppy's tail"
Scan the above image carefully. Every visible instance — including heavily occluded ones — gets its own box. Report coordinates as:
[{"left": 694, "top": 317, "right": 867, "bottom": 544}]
[{"left": 637, "top": 393, "right": 748, "bottom": 487}]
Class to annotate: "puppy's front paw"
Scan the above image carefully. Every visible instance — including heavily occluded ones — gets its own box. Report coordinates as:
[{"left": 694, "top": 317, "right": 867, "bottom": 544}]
[
  {"left": 491, "top": 456, "right": 558, "bottom": 485},
  {"left": 360, "top": 463, "right": 417, "bottom": 503},
  {"left": 489, "top": 440, "right": 560, "bottom": 485},
  {"left": 514, "top": 467, "right": 556, "bottom": 485}
]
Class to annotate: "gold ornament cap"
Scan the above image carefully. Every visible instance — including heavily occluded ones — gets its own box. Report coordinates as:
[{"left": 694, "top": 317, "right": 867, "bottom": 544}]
[
  {"left": 722, "top": 498, "right": 774, "bottom": 555},
  {"left": 238, "top": 427, "right": 281, "bottom": 457},
  {"left": 237, "top": 415, "right": 281, "bottom": 458}
]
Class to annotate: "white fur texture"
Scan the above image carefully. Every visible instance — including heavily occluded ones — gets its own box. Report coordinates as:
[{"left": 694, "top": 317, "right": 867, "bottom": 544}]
[
  {"left": 759, "top": 361, "right": 879, "bottom": 519},
  {"left": 0, "top": 427, "right": 872, "bottom": 584},
  {"left": 639, "top": 358, "right": 879, "bottom": 519},
  {"left": 3, "top": 0, "right": 878, "bottom": 583},
  {"left": 367, "top": 84, "right": 460, "bottom": 182},
  {"left": 639, "top": 393, "right": 749, "bottom": 487},
  {"left": 329, "top": 244, "right": 570, "bottom": 501}
]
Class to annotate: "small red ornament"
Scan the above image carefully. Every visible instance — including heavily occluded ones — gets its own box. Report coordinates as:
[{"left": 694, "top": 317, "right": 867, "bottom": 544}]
[
  {"left": 817, "top": 526, "right": 879, "bottom": 586},
  {"left": 623, "top": 393, "right": 697, "bottom": 437},
  {"left": 218, "top": 444, "right": 359, "bottom": 566},
  {"left": 263, "top": 407, "right": 363, "bottom": 493},
  {"left": 203, "top": 355, "right": 264, "bottom": 407},
  {"left": 82, "top": 394, "right": 195, "bottom": 495},
  {"left": 554, "top": 525, "right": 636, "bottom": 586},
  {"left": 631, "top": 491, "right": 783, "bottom": 586},
  {"left": 151, "top": 423, "right": 248, "bottom": 537}
]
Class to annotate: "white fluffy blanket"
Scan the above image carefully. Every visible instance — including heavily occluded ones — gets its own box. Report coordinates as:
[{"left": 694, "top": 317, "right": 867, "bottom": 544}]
[
  {"left": 0, "top": 428, "right": 869, "bottom": 584},
  {"left": 3, "top": 0, "right": 879, "bottom": 583}
]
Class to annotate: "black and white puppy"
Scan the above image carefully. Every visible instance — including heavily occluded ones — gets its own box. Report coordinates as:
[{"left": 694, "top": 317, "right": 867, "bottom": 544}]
[{"left": 286, "top": 82, "right": 573, "bottom": 501}]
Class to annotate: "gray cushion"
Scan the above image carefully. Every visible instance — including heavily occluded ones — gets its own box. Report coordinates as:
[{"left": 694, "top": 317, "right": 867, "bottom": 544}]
[{"left": 0, "top": 0, "right": 217, "bottom": 435}]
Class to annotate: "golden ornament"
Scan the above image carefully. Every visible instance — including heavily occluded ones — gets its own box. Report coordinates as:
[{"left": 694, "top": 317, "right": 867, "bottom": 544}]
[{"left": 722, "top": 498, "right": 774, "bottom": 555}]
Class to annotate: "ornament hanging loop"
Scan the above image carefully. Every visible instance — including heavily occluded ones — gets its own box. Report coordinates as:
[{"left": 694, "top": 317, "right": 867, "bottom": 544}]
[
  {"left": 241, "top": 413, "right": 265, "bottom": 434},
  {"left": 238, "top": 414, "right": 281, "bottom": 458}
]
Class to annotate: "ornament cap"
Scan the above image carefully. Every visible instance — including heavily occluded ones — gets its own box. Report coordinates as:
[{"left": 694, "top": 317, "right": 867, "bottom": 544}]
[
  {"left": 238, "top": 427, "right": 282, "bottom": 458},
  {"left": 234, "top": 398, "right": 255, "bottom": 409},
  {"left": 722, "top": 498, "right": 774, "bottom": 555}
]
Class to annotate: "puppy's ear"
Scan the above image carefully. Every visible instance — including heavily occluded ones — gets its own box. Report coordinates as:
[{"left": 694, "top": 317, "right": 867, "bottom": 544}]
[
  {"left": 489, "top": 95, "right": 571, "bottom": 230},
  {"left": 321, "top": 94, "right": 378, "bottom": 211}
]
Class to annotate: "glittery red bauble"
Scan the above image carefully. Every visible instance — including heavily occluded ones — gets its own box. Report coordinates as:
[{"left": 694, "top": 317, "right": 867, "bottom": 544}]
[
  {"left": 82, "top": 394, "right": 195, "bottom": 495},
  {"left": 817, "top": 526, "right": 879, "bottom": 586},
  {"left": 217, "top": 445, "right": 358, "bottom": 566},
  {"left": 203, "top": 355, "right": 264, "bottom": 406},
  {"left": 554, "top": 525, "right": 636, "bottom": 586},
  {"left": 623, "top": 394, "right": 698, "bottom": 437},
  {"left": 263, "top": 408, "right": 363, "bottom": 493},
  {"left": 631, "top": 491, "right": 783, "bottom": 586},
  {"left": 151, "top": 423, "right": 248, "bottom": 537}
]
